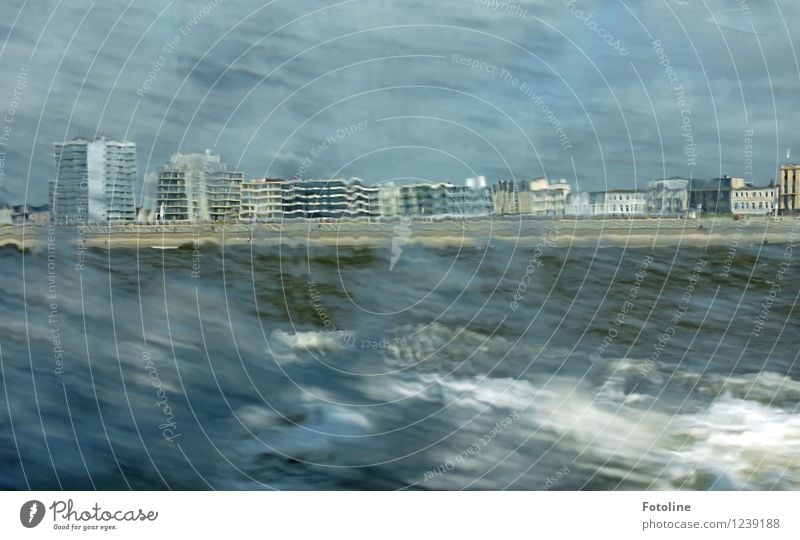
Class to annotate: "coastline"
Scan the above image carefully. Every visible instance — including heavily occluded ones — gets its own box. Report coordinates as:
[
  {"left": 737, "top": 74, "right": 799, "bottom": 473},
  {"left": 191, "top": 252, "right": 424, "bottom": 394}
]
[{"left": 0, "top": 216, "right": 792, "bottom": 251}]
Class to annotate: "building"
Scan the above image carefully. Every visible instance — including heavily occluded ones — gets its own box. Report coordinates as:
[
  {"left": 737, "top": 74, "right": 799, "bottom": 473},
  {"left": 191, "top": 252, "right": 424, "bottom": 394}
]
[
  {"left": 491, "top": 181, "right": 522, "bottom": 215},
  {"left": 731, "top": 185, "right": 778, "bottom": 215},
  {"left": 398, "top": 182, "right": 453, "bottom": 217},
  {"left": 647, "top": 178, "right": 690, "bottom": 216},
  {"left": 346, "top": 178, "right": 379, "bottom": 218},
  {"left": 565, "top": 191, "right": 593, "bottom": 217},
  {"left": 528, "top": 178, "right": 571, "bottom": 217},
  {"left": 0, "top": 203, "right": 12, "bottom": 226},
  {"left": 50, "top": 137, "right": 138, "bottom": 224},
  {"left": 688, "top": 176, "right": 744, "bottom": 215},
  {"left": 492, "top": 178, "right": 571, "bottom": 217},
  {"left": 446, "top": 185, "right": 493, "bottom": 217},
  {"left": 601, "top": 189, "right": 647, "bottom": 217},
  {"left": 377, "top": 183, "right": 401, "bottom": 218},
  {"left": 240, "top": 178, "right": 284, "bottom": 222},
  {"left": 282, "top": 178, "right": 378, "bottom": 219},
  {"left": 206, "top": 170, "right": 243, "bottom": 223},
  {"left": 151, "top": 151, "right": 244, "bottom": 223},
  {"left": 779, "top": 164, "right": 800, "bottom": 214}
]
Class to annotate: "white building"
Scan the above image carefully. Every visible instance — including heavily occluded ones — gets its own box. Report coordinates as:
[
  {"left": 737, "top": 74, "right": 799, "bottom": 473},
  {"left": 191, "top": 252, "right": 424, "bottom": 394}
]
[
  {"left": 731, "top": 186, "right": 778, "bottom": 215},
  {"left": 50, "top": 137, "right": 138, "bottom": 224},
  {"left": 150, "top": 151, "right": 243, "bottom": 223},
  {"left": 377, "top": 182, "right": 401, "bottom": 218},
  {"left": 602, "top": 189, "right": 647, "bottom": 217},
  {"left": 240, "top": 178, "right": 284, "bottom": 222},
  {"left": 647, "top": 178, "right": 690, "bottom": 216}
]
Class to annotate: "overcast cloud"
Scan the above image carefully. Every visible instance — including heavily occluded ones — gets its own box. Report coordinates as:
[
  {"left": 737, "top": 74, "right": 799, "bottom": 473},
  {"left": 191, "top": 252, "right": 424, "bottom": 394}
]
[{"left": 0, "top": 0, "right": 797, "bottom": 204}]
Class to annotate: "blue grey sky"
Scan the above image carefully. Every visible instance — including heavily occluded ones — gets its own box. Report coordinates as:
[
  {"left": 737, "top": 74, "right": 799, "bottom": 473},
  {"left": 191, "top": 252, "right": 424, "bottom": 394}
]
[{"left": 0, "top": 0, "right": 797, "bottom": 205}]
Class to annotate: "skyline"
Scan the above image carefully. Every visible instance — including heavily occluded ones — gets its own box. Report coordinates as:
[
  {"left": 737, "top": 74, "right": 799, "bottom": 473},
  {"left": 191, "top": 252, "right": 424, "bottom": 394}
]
[{"left": 0, "top": 1, "right": 797, "bottom": 206}]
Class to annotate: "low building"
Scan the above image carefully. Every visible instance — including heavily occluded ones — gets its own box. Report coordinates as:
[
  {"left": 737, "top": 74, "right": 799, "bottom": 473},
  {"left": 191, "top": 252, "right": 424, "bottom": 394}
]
[
  {"left": 492, "top": 178, "right": 571, "bottom": 217},
  {"left": 688, "top": 176, "right": 744, "bottom": 215},
  {"left": 446, "top": 185, "right": 493, "bottom": 217},
  {"left": 282, "top": 178, "right": 378, "bottom": 219},
  {"left": 0, "top": 203, "right": 12, "bottom": 226},
  {"left": 377, "top": 183, "right": 401, "bottom": 218},
  {"left": 731, "top": 185, "right": 778, "bottom": 215},
  {"left": 565, "top": 191, "right": 593, "bottom": 217},
  {"left": 647, "top": 178, "right": 690, "bottom": 216},
  {"left": 240, "top": 178, "right": 284, "bottom": 222},
  {"left": 398, "top": 182, "right": 453, "bottom": 217},
  {"left": 601, "top": 189, "right": 647, "bottom": 217}
]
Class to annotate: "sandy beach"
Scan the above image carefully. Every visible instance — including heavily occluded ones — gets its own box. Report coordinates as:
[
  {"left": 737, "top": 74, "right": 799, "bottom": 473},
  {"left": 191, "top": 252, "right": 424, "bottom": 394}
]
[{"left": 0, "top": 215, "right": 795, "bottom": 251}]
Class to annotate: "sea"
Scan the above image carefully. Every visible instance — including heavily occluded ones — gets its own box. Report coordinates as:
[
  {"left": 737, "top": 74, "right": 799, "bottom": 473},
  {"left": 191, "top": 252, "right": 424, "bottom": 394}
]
[{"left": 1, "top": 227, "right": 799, "bottom": 490}]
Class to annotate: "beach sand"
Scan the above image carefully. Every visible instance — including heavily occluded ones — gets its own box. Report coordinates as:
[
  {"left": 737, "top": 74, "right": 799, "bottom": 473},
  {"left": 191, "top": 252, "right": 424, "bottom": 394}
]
[{"left": 1, "top": 216, "right": 794, "bottom": 251}]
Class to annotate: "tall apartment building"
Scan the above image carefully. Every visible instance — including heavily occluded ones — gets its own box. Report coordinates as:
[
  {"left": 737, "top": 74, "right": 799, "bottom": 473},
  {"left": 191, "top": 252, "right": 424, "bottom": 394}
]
[
  {"left": 152, "top": 151, "right": 243, "bottom": 222},
  {"left": 779, "top": 164, "right": 800, "bottom": 213},
  {"left": 240, "top": 178, "right": 284, "bottom": 222},
  {"left": 50, "top": 137, "right": 137, "bottom": 224}
]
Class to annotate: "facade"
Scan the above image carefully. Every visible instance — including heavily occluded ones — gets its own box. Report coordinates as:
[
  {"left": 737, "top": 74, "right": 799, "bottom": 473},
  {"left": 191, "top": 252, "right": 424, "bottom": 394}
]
[
  {"left": 0, "top": 204, "right": 12, "bottom": 226},
  {"left": 446, "top": 185, "right": 493, "bottom": 217},
  {"left": 688, "top": 176, "right": 744, "bottom": 215},
  {"left": 529, "top": 179, "right": 571, "bottom": 217},
  {"left": 377, "top": 183, "right": 401, "bottom": 218},
  {"left": 731, "top": 186, "right": 778, "bottom": 215},
  {"left": 240, "top": 178, "right": 284, "bottom": 222},
  {"left": 206, "top": 171, "right": 242, "bottom": 222},
  {"left": 398, "top": 183, "right": 453, "bottom": 217},
  {"left": 601, "top": 189, "right": 647, "bottom": 217},
  {"left": 565, "top": 191, "right": 592, "bottom": 217},
  {"left": 282, "top": 178, "right": 378, "bottom": 219},
  {"left": 647, "top": 178, "right": 690, "bottom": 216},
  {"left": 492, "top": 178, "right": 571, "bottom": 217},
  {"left": 491, "top": 181, "right": 522, "bottom": 215},
  {"left": 779, "top": 164, "right": 800, "bottom": 213},
  {"left": 152, "top": 151, "right": 243, "bottom": 223},
  {"left": 50, "top": 137, "right": 138, "bottom": 224}
]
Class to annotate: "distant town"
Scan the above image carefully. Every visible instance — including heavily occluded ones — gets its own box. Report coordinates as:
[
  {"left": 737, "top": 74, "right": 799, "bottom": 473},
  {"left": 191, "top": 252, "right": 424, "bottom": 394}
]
[{"left": 2, "top": 135, "right": 800, "bottom": 228}]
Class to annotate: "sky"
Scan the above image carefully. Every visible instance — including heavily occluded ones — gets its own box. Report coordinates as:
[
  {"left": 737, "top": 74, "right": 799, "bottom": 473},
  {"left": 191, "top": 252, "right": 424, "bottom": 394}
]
[{"left": 0, "top": 0, "right": 798, "bottom": 205}]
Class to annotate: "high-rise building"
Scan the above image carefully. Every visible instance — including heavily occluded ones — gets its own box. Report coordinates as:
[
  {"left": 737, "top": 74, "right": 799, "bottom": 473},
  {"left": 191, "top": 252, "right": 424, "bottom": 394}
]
[
  {"left": 151, "top": 151, "right": 243, "bottom": 222},
  {"left": 50, "top": 137, "right": 137, "bottom": 224},
  {"left": 779, "top": 164, "right": 800, "bottom": 213}
]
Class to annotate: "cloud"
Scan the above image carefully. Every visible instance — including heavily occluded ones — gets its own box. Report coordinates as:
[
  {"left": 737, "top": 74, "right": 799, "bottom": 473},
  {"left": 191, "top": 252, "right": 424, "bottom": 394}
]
[{"left": 0, "top": 0, "right": 798, "bottom": 204}]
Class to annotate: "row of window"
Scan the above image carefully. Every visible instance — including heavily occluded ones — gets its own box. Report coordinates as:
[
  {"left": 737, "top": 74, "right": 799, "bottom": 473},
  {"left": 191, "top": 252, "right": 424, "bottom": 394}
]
[
  {"left": 733, "top": 191, "right": 775, "bottom": 198},
  {"left": 733, "top": 201, "right": 773, "bottom": 210}
]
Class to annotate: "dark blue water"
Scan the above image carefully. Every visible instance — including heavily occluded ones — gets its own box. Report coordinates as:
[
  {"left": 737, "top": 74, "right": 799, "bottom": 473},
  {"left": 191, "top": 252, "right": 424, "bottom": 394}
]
[{"left": 1, "top": 232, "right": 799, "bottom": 490}]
